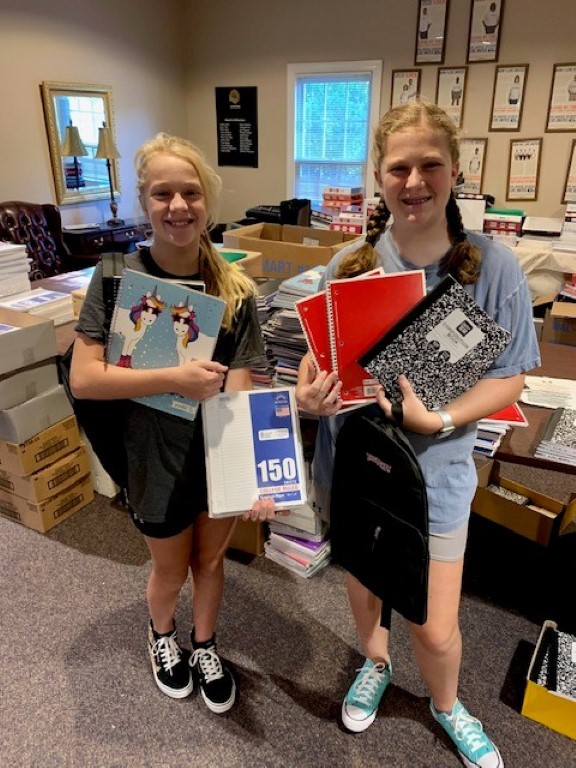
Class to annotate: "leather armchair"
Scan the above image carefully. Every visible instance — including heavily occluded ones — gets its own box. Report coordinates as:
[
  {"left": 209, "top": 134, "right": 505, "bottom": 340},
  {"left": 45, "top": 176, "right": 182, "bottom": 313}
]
[{"left": 0, "top": 200, "right": 72, "bottom": 280}]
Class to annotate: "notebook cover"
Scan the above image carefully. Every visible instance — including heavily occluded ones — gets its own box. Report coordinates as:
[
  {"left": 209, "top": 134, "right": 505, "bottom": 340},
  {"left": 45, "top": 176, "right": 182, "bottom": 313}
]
[
  {"left": 107, "top": 269, "right": 225, "bottom": 420},
  {"left": 327, "top": 270, "right": 426, "bottom": 403},
  {"left": 358, "top": 274, "right": 512, "bottom": 409}
]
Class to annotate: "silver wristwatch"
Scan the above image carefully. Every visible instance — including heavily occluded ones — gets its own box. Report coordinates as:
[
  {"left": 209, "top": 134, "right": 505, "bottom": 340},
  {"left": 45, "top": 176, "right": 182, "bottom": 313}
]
[{"left": 434, "top": 408, "right": 455, "bottom": 439}]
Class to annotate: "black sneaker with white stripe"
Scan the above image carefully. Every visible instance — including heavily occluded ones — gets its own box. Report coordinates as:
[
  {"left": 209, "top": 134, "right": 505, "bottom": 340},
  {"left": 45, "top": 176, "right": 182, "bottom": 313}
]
[
  {"left": 147, "top": 621, "right": 193, "bottom": 699},
  {"left": 190, "top": 630, "right": 236, "bottom": 713}
]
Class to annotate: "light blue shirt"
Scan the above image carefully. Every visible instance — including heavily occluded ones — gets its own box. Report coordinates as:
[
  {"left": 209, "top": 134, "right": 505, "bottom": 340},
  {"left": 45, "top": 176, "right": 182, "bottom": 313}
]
[{"left": 313, "top": 228, "right": 541, "bottom": 534}]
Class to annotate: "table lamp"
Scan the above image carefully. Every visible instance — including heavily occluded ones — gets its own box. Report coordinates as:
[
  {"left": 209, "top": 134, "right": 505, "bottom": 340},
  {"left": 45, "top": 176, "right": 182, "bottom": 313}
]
[
  {"left": 60, "top": 121, "right": 88, "bottom": 191},
  {"left": 96, "top": 122, "right": 124, "bottom": 226}
]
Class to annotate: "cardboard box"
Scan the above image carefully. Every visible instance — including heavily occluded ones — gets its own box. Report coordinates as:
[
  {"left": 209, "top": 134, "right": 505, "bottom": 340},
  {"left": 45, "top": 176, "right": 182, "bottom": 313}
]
[
  {"left": 0, "top": 472, "right": 94, "bottom": 533},
  {"left": 223, "top": 223, "right": 362, "bottom": 279},
  {"left": 0, "top": 385, "right": 74, "bottom": 444},
  {"left": 0, "top": 308, "right": 58, "bottom": 377},
  {"left": 0, "top": 415, "right": 81, "bottom": 476},
  {"left": 472, "top": 460, "right": 575, "bottom": 545},
  {"left": 71, "top": 287, "right": 87, "bottom": 318},
  {"left": 228, "top": 519, "right": 265, "bottom": 556},
  {"left": 216, "top": 247, "right": 263, "bottom": 277},
  {"left": 522, "top": 620, "right": 576, "bottom": 740},
  {"left": 0, "top": 444, "right": 90, "bottom": 503},
  {"left": 0, "top": 359, "right": 59, "bottom": 410},
  {"left": 541, "top": 302, "right": 576, "bottom": 346}
]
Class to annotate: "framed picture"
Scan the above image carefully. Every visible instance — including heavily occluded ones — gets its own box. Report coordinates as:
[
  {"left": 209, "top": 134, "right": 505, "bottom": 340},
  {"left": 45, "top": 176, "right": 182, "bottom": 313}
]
[
  {"left": 415, "top": 0, "right": 450, "bottom": 65},
  {"left": 562, "top": 139, "right": 576, "bottom": 203},
  {"left": 489, "top": 65, "right": 528, "bottom": 131},
  {"left": 391, "top": 69, "right": 421, "bottom": 108},
  {"left": 546, "top": 63, "right": 576, "bottom": 132},
  {"left": 467, "top": 0, "right": 504, "bottom": 63},
  {"left": 507, "top": 138, "right": 542, "bottom": 201},
  {"left": 436, "top": 67, "right": 467, "bottom": 128},
  {"left": 459, "top": 138, "right": 487, "bottom": 194}
]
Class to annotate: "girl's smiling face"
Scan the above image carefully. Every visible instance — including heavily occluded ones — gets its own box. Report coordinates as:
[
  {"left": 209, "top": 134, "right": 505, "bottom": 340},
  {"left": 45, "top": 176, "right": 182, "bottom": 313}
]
[
  {"left": 141, "top": 153, "right": 208, "bottom": 251},
  {"left": 375, "top": 122, "right": 459, "bottom": 236}
]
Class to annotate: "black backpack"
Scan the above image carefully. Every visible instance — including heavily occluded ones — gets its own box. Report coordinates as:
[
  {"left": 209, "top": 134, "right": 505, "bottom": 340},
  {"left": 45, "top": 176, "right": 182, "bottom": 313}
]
[
  {"left": 59, "top": 253, "right": 129, "bottom": 494},
  {"left": 330, "top": 404, "right": 429, "bottom": 627}
]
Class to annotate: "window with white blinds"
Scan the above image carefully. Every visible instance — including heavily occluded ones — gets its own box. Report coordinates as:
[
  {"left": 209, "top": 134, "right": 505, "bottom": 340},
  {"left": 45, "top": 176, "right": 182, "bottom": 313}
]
[{"left": 287, "top": 61, "right": 382, "bottom": 207}]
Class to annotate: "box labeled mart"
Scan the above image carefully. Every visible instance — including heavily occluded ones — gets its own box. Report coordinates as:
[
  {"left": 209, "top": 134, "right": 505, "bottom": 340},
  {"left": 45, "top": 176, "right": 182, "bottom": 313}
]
[
  {"left": 472, "top": 460, "right": 575, "bottom": 545},
  {"left": 0, "top": 415, "right": 81, "bottom": 476},
  {"left": 541, "top": 301, "right": 576, "bottom": 346},
  {"left": 0, "top": 444, "right": 90, "bottom": 503},
  {"left": 223, "top": 223, "right": 361, "bottom": 279},
  {"left": 0, "top": 307, "right": 58, "bottom": 377},
  {"left": 522, "top": 619, "right": 576, "bottom": 740},
  {"left": 0, "top": 473, "right": 93, "bottom": 533}
]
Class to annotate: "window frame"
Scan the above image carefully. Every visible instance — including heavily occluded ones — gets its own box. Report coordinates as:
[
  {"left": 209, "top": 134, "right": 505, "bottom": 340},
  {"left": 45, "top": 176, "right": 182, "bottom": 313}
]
[{"left": 286, "top": 60, "right": 382, "bottom": 205}]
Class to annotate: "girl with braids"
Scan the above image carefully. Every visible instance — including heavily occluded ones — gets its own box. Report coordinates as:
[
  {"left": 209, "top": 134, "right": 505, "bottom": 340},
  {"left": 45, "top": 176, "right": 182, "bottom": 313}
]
[
  {"left": 70, "top": 133, "right": 283, "bottom": 713},
  {"left": 296, "top": 102, "right": 538, "bottom": 767}
]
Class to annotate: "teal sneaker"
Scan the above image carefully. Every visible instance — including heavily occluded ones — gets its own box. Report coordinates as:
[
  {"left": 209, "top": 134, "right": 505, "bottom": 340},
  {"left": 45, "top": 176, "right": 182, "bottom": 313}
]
[
  {"left": 341, "top": 658, "right": 392, "bottom": 732},
  {"left": 430, "top": 699, "right": 504, "bottom": 768}
]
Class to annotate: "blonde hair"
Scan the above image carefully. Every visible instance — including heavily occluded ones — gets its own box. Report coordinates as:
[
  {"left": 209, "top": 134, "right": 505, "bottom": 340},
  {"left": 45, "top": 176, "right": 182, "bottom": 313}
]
[
  {"left": 134, "top": 133, "right": 256, "bottom": 329},
  {"left": 337, "top": 101, "right": 481, "bottom": 285}
]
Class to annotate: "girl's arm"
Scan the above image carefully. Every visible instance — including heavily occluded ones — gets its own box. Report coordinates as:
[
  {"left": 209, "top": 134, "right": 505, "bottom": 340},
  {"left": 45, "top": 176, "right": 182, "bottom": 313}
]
[
  {"left": 69, "top": 332, "right": 227, "bottom": 402},
  {"left": 377, "top": 372, "right": 525, "bottom": 435}
]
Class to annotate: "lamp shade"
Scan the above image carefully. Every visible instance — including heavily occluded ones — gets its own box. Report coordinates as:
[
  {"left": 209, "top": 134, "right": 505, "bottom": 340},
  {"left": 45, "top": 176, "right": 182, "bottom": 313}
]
[
  {"left": 95, "top": 123, "right": 121, "bottom": 160},
  {"left": 60, "top": 123, "right": 88, "bottom": 157}
]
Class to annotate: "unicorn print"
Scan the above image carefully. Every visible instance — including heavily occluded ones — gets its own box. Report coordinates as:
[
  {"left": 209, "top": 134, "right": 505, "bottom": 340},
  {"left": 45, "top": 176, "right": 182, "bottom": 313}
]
[
  {"left": 171, "top": 299, "right": 201, "bottom": 365},
  {"left": 115, "top": 287, "right": 166, "bottom": 368}
]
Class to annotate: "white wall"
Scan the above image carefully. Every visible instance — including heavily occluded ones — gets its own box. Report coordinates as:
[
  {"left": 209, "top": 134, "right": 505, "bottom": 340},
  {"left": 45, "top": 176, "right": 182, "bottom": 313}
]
[
  {"left": 0, "top": 0, "right": 574, "bottom": 226},
  {"left": 0, "top": 0, "right": 188, "bottom": 226},
  {"left": 185, "top": 0, "right": 576, "bottom": 222}
]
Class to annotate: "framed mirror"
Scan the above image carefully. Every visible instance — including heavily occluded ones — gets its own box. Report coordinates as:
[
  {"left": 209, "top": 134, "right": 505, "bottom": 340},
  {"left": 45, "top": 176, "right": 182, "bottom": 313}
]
[{"left": 40, "top": 81, "right": 120, "bottom": 206}]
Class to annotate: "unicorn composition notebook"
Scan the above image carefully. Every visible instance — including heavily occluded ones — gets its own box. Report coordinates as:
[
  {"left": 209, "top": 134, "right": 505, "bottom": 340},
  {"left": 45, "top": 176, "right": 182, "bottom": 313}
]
[{"left": 107, "top": 269, "right": 225, "bottom": 420}]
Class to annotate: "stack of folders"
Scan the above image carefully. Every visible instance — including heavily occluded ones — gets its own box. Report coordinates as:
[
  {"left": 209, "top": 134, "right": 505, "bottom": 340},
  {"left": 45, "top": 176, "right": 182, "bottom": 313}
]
[
  {"left": 534, "top": 407, "right": 576, "bottom": 467},
  {"left": 0, "top": 242, "right": 32, "bottom": 298},
  {"left": 474, "top": 403, "right": 528, "bottom": 457},
  {"left": 265, "top": 513, "right": 331, "bottom": 578}
]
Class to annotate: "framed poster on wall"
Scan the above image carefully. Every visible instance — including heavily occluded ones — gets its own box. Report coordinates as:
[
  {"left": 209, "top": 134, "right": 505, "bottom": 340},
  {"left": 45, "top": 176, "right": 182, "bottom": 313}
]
[
  {"left": 546, "top": 63, "right": 576, "bottom": 132},
  {"left": 436, "top": 67, "right": 467, "bottom": 128},
  {"left": 391, "top": 69, "right": 421, "bottom": 107},
  {"left": 562, "top": 139, "right": 576, "bottom": 203},
  {"left": 507, "top": 138, "right": 542, "bottom": 201},
  {"left": 467, "top": 0, "right": 504, "bottom": 63},
  {"left": 489, "top": 65, "right": 528, "bottom": 131},
  {"left": 215, "top": 86, "right": 258, "bottom": 167},
  {"left": 459, "top": 138, "right": 487, "bottom": 194},
  {"left": 415, "top": 0, "right": 450, "bottom": 65}
]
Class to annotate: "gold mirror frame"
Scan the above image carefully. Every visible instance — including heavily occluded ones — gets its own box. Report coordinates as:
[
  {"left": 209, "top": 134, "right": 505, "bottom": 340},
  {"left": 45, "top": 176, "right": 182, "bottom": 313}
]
[{"left": 40, "top": 80, "right": 121, "bottom": 206}]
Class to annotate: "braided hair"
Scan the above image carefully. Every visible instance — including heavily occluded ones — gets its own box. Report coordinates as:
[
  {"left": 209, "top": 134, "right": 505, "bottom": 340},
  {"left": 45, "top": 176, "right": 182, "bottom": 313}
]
[{"left": 336, "top": 101, "right": 481, "bottom": 285}]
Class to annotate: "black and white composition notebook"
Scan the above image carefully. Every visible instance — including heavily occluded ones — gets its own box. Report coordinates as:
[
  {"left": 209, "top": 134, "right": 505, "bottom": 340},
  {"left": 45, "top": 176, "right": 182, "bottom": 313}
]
[{"left": 358, "top": 274, "right": 512, "bottom": 410}]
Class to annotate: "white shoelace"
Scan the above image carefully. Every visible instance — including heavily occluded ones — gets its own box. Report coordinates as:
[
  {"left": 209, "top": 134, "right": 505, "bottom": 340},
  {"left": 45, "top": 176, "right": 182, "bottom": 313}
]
[
  {"left": 350, "top": 662, "right": 388, "bottom": 706},
  {"left": 449, "top": 709, "right": 487, "bottom": 753},
  {"left": 191, "top": 647, "right": 223, "bottom": 683},
  {"left": 151, "top": 634, "right": 181, "bottom": 674}
]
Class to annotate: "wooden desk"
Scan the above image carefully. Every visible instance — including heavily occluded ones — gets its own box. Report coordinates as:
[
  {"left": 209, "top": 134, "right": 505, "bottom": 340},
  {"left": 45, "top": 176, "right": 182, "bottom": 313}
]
[
  {"left": 62, "top": 219, "right": 149, "bottom": 262},
  {"left": 496, "top": 341, "right": 576, "bottom": 475}
]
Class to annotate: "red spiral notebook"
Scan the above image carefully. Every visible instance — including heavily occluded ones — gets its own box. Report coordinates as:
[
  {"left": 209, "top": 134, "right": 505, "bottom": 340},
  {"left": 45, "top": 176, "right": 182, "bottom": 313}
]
[{"left": 295, "top": 269, "right": 426, "bottom": 404}]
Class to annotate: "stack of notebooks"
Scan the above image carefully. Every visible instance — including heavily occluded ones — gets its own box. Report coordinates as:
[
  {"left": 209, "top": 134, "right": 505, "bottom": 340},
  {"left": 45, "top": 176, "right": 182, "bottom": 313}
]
[
  {"left": 534, "top": 407, "right": 576, "bottom": 467},
  {"left": 251, "top": 278, "right": 283, "bottom": 388},
  {"left": 474, "top": 403, "right": 529, "bottom": 457},
  {"left": 0, "top": 286, "right": 74, "bottom": 326},
  {"left": 265, "top": 510, "right": 331, "bottom": 578},
  {"left": 262, "top": 266, "right": 327, "bottom": 388},
  {"left": 270, "top": 266, "right": 326, "bottom": 310},
  {"left": 0, "top": 241, "right": 31, "bottom": 298}
]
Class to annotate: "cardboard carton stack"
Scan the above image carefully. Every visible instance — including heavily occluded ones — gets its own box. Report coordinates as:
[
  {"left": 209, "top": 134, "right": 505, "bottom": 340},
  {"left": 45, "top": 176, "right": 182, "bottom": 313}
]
[{"left": 0, "top": 308, "right": 93, "bottom": 532}]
